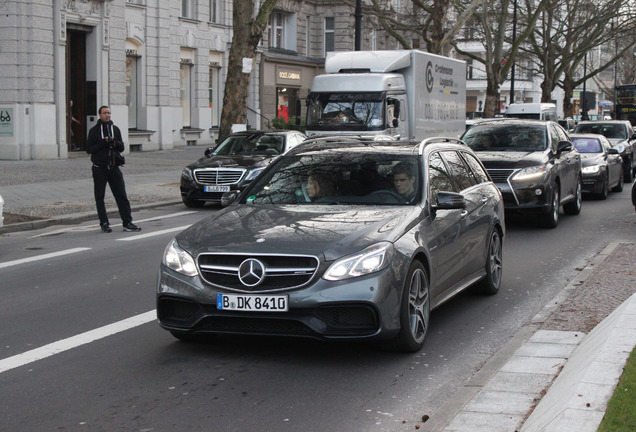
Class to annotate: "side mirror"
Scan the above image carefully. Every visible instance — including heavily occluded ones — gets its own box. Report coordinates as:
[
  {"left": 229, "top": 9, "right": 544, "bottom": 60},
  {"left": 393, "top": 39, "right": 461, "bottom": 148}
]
[
  {"left": 204, "top": 147, "right": 213, "bottom": 157},
  {"left": 221, "top": 191, "right": 240, "bottom": 207},
  {"left": 607, "top": 148, "right": 619, "bottom": 155},
  {"left": 557, "top": 140, "right": 573, "bottom": 154},
  {"left": 631, "top": 133, "right": 636, "bottom": 140},
  {"left": 432, "top": 191, "right": 466, "bottom": 211}
]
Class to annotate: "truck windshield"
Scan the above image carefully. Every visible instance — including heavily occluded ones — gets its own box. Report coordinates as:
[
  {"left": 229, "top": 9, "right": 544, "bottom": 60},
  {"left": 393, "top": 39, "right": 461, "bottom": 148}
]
[{"left": 306, "top": 93, "right": 384, "bottom": 131}]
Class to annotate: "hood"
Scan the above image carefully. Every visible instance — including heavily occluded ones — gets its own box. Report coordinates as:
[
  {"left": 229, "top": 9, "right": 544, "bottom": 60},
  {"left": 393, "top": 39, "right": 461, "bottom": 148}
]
[
  {"left": 472, "top": 150, "right": 548, "bottom": 169},
  {"left": 175, "top": 204, "right": 419, "bottom": 261},
  {"left": 580, "top": 153, "right": 605, "bottom": 167},
  {"left": 188, "top": 154, "right": 274, "bottom": 170}
]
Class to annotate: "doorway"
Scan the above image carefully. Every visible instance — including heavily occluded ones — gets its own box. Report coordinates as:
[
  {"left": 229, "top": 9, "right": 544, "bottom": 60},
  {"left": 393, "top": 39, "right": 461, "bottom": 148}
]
[{"left": 66, "top": 28, "right": 89, "bottom": 152}]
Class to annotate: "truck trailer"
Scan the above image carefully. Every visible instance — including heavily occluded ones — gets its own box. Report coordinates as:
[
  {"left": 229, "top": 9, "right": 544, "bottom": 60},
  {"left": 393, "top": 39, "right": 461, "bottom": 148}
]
[{"left": 305, "top": 50, "right": 466, "bottom": 140}]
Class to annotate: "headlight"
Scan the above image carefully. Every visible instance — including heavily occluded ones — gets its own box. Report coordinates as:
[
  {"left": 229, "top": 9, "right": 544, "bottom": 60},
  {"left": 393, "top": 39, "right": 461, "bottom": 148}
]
[
  {"left": 512, "top": 165, "right": 547, "bottom": 182},
  {"left": 162, "top": 238, "right": 198, "bottom": 276},
  {"left": 613, "top": 143, "right": 626, "bottom": 154},
  {"left": 582, "top": 165, "right": 601, "bottom": 174},
  {"left": 323, "top": 242, "right": 392, "bottom": 281},
  {"left": 181, "top": 167, "right": 194, "bottom": 181},
  {"left": 244, "top": 167, "right": 265, "bottom": 181}
]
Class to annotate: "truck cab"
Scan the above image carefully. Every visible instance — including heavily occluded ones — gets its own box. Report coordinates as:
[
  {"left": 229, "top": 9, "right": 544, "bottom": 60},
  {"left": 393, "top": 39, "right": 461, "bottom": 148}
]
[{"left": 305, "top": 73, "right": 409, "bottom": 139}]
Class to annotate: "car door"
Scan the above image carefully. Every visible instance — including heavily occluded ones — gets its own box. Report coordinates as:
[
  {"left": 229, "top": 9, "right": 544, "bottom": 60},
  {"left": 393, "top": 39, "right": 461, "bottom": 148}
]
[
  {"left": 551, "top": 123, "right": 578, "bottom": 198},
  {"left": 440, "top": 150, "right": 491, "bottom": 279},
  {"left": 425, "top": 151, "right": 464, "bottom": 300},
  {"left": 601, "top": 137, "right": 623, "bottom": 186}
]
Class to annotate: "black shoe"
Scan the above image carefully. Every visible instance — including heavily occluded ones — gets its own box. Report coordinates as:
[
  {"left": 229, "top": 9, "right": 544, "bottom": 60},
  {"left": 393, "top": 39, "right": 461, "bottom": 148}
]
[
  {"left": 101, "top": 223, "right": 112, "bottom": 233},
  {"left": 123, "top": 222, "right": 141, "bottom": 232}
]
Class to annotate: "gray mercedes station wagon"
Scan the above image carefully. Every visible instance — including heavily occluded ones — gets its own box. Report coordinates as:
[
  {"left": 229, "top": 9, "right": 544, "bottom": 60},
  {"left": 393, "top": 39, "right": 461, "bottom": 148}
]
[{"left": 157, "top": 137, "right": 505, "bottom": 352}]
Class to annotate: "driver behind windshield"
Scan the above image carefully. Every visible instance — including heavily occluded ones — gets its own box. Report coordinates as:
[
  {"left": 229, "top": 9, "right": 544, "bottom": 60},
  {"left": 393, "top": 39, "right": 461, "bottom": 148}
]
[{"left": 391, "top": 162, "right": 417, "bottom": 202}]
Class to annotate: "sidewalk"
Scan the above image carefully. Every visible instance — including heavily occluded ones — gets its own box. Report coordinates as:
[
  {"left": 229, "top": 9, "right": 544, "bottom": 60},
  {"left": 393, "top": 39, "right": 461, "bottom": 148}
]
[{"left": 1, "top": 148, "right": 635, "bottom": 431}]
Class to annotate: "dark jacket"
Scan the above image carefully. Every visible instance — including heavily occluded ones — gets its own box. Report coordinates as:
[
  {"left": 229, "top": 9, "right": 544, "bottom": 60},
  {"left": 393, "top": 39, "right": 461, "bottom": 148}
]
[{"left": 86, "top": 120, "right": 125, "bottom": 167}]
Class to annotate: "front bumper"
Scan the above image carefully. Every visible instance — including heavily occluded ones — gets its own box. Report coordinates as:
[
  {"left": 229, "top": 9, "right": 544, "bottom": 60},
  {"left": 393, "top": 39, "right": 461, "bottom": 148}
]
[
  {"left": 494, "top": 181, "right": 552, "bottom": 214},
  {"left": 581, "top": 172, "right": 606, "bottom": 194},
  {"left": 180, "top": 178, "right": 243, "bottom": 203},
  {"left": 156, "top": 264, "right": 403, "bottom": 341}
]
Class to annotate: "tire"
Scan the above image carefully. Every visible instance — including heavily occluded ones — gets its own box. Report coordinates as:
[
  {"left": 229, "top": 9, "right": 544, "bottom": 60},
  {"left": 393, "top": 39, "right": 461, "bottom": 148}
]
[
  {"left": 563, "top": 178, "right": 582, "bottom": 215},
  {"left": 472, "top": 228, "right": 503, "bottom": 295},
  {"left": 384, "top": 261, "right": 430, "bottom": 353},
  {"left": 595, "top": 176, "right": 609, "bottom": 200},
  {"left": 540, "top": 184, "right": 560, "bottom": 228},
  {"left": 611, "top": 168, "right": 624, "bottom": 192},
  {"left": 182, "top": 197, "right": 205, "bottom": 208}
]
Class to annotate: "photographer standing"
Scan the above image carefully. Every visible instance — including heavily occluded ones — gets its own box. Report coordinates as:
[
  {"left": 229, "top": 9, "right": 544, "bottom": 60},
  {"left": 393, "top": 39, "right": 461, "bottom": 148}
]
[{"left": 86, "top": 105, "right": 141, "bottom": 233}]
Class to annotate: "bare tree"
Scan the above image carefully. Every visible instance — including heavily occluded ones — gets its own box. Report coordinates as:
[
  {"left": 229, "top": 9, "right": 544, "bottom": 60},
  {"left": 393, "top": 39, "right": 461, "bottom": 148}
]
[
  {"left": 452, "top": 0, "right": 549, "bottom": 117},
  {"left": 218, "top": 0, "right": 279, "bottom": 142},
  {"left": 355, "top": 0, "right": 481, "bottom": 55},
  {"left": 521, "top": 0, "right": 636, "bottom": 117}
]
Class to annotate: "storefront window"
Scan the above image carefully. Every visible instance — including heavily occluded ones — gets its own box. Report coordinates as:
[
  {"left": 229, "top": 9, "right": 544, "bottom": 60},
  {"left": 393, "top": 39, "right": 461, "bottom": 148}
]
[
  {"left": 277, "top": 88, "right": 298, "bottom": 122},
  {"left": 209, "top": 65, "right": 221, "bottom": 127}
]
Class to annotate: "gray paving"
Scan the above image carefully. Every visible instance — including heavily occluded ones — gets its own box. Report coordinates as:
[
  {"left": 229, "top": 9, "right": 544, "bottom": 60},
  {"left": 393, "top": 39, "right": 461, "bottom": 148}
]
[{"left": 1, "top": 147, "right": 635, "bottom": 432}]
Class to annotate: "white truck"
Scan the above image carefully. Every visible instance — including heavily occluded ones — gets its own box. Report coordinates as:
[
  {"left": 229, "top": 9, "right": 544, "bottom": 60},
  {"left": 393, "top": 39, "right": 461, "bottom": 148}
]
[{"left": 305, "top": 50, "right": 466, "bottom": 140}]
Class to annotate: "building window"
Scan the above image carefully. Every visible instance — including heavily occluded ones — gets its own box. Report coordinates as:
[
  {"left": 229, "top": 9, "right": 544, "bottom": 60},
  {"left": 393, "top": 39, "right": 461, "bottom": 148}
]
[
  {"left": 324, "top": 17, "right": 334, "bottom": 55},
  {"left": 126, "top": 55, "right": 139, "bottom": 129},
  {"left": 466, "top": 58, "right": 473, "bottom": 80},
  {"left": 182, "top": 0, "right": 196, "bottom": 19},
  {"left": 209, "top": 65, "right": 221, "bottom": 127},
  {"left": 180, "top": 62, "right": 192, "bottom": 127},
  {"left": 210, "top": 0, "right": 220, "bottom": 23},
  {"left": 270, "top": 12, "right": 284, "bottom": 48},
  {"left": 126, "top": 0, "right": 146, "bottom": 4}
]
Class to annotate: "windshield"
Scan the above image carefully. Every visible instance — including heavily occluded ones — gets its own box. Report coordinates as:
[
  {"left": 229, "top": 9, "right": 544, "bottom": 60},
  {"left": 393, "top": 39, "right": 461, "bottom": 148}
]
[
  {"left": 213, "top": 134, "right": 284, "bottom": 156},
  {"left": 242, "top": 152, "right": 420, "bottom": 206},
  {"left": 573, "top": 123, "right": 627, "bottom": 140},
  {"left": 306, "top": 93, "right": 384, "bottom": 131},
  {"left": 572, "top": 138, "right": 602, "bottom": 153},
  {"left": 463, "top": 125, "right": 548, "bottom": 152}
]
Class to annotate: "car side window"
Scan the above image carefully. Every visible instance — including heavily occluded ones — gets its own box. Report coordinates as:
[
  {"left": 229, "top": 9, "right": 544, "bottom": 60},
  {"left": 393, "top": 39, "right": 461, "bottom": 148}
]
[
  {"left": 549, "top": 125, "right": 561, "bottom": 152},
  {"left": 462, "top": 152, "right": 490, "bottom": 184},
  {"left": 428, "top": 152, "right": 456, "bottom": 202},
  {"left": 440, "top": 151, "right": 474, "bottom": 191}
]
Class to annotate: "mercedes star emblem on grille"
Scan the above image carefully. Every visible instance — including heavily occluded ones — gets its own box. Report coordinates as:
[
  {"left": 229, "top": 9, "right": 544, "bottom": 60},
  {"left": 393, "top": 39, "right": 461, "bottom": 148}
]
[{"left": 238, "top": 258, "right": 266, "bottom": 287}]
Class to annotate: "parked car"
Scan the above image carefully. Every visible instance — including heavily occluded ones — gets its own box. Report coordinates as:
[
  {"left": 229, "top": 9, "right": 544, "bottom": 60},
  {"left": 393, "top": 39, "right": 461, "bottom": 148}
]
[
  {"left": 558, "top": 118, "right": 576, "bottom": 132},
  {"left": 572, "top": 120, "right": 636, "bottom": 182},
  {"left": 157, "top": 137, "right": 505, "bottom": 352},
  {"left": 461, "top": 119, "right": 582, "bottom": 228},
  {"left": 180, "top": 130, "right": 308, "bottom": 207},
  {"left": 570, "top": 133, "right": 624, "bottom": 199}
]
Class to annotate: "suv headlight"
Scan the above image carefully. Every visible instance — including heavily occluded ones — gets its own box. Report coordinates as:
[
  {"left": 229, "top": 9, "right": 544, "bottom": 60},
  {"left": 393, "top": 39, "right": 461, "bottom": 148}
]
[
  {"left": 181, "top": 167, "right": 194, "bottom": 181},
  {"left": 163, "top": 238, "right": 198, "bottom": 276},
  {"left": 582, "top": 165, "right": 601, "bottom": 174},
  {"left": 512, "top": 165, "right": 547, "bottom": 182},
  {"left": 244, "top": 167, "right": 265, "bottom": 182},
  {"left": 323, "top": 242, "right": 393, "bottom": 281}
]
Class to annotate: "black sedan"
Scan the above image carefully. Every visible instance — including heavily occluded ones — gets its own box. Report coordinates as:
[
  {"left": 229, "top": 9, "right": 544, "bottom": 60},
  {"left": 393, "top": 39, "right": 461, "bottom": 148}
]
[
  {"left": 180, "top": 130, "right": 307, "bottom": 207},
  {"left": 157, "top": 137, "right": 505, "bottom": 352},
  {"left": 570, "top": 133, "right": 624, "bottom": 199},
  {"left": 462, "top": 119, "right": 582, "bottom": 228}
]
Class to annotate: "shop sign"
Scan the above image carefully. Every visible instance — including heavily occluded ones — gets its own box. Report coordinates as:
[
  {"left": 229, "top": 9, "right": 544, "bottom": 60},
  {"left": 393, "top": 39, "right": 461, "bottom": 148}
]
[{"left": 0, "top": 108, "right": 13, "bottom": 137}]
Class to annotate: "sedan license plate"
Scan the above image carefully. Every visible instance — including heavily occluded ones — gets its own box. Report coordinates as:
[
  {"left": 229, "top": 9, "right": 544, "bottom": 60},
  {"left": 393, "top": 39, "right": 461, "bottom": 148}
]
[
  {"left": 217, "top": 293, "right": 288, "bottom": 312},
  {"left": 204, "top": 185, "right": 230, "bottom": 192}
]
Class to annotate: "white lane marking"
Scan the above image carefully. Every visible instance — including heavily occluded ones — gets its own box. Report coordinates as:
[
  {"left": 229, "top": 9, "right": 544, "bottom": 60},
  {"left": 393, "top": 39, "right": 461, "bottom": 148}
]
[
  {"left": 0, "top": 247, "right": 91, "bottom": 270},
  {"left": 0, "top": 310, "right": 156, "bottom": 374},
  {"left": 28, "top": 211, "right": 198, "bottom": 238},
  {"left": 117, "top": 225, "right": 192, "bottom": 241}
]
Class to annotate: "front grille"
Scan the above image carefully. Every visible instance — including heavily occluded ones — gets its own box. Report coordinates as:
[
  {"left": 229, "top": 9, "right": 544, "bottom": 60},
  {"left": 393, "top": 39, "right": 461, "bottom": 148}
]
[
  {"left": 487, "top": 169, "right": 515, "bottom": 183},
  {"left": 198, "top": 253, "right": 320, "bottom": 292},
  {"left": 194, "top": 168, "right": 245, "bottom": 185}
]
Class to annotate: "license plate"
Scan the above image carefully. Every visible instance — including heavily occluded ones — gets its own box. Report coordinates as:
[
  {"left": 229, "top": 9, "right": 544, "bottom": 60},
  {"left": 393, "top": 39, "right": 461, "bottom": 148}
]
[
  {"left": 204, "top": 185, "right": 230, "bottom": 192},
  {"left": 217, "top": 293, "right": 288, "bottom": 312}
]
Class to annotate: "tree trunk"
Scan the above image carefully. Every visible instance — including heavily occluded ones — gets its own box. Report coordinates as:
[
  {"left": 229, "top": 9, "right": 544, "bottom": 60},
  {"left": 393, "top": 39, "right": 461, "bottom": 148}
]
[
  {"left": 218, "top": 0, "right": 254, "bottom": 142},
  {"left": 562, "top": 72, "right": 574, "bottom": 118},
  {"left": 483, "top": 77, "right": 501, "bottom": 118}
]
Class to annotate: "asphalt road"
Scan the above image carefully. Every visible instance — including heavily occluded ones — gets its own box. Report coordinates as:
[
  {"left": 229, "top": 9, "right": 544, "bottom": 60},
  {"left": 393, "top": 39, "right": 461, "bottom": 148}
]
[{"left": 0, "top": 189, "right": 634, "bottom": 432}]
